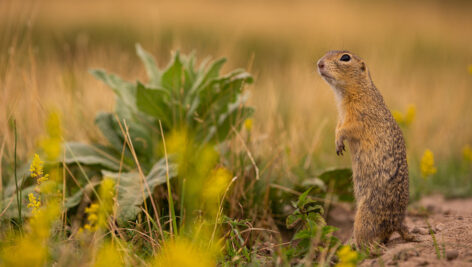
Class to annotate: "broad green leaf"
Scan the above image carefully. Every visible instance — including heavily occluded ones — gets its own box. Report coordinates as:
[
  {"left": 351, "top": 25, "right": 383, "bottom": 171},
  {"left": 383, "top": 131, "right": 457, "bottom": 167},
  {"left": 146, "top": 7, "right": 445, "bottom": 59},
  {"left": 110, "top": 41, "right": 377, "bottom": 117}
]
[
  {"left": 190, "top": 58, "right": 227, "bottom": 95},
  {"left": 102, "top": 158, "right": 177, "bottom": 224},
  {"left": 95, "top": 112, "right": 126, "bottom": 154},
  {"left": 1, "top": 185, "right": 36, "bottom": 218},
  {"left": 3, "top": 162, "right": 31, "bottom": 197},
  {"left": 161, "top": 51, "right": 183, "bottom": 93},
  {"left": 136, "top": 44, "right": 161, "bottom": 87},
  {"left": 136, "top": 82, "right": 171, "bottom": 127},
  {"left": 64, "top": 181, "right": 100, "bottom": 209},
  {"left": 90, "top": 69, "right": 136, "bottom": 107},
  {"left": 63, "top": 142, "right": 123, "bottom": 171},
  {"left": 183, "top": 52, "right": 197, "bottom": 91}
]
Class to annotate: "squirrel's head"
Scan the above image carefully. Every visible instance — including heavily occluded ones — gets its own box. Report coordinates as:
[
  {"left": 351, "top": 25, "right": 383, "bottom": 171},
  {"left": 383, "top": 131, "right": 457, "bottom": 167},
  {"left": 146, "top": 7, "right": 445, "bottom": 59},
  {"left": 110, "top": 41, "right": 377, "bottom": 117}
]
[{"left": 317, "top": 51, "right": 370, "bottom": 95}]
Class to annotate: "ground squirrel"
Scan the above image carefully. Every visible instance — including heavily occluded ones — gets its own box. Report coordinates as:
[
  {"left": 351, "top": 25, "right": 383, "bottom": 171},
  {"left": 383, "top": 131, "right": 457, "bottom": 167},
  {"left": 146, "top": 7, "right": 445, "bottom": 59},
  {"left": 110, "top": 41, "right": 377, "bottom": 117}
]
[{"left": 317, "top": 51, "right": 416, "bottom": 248}]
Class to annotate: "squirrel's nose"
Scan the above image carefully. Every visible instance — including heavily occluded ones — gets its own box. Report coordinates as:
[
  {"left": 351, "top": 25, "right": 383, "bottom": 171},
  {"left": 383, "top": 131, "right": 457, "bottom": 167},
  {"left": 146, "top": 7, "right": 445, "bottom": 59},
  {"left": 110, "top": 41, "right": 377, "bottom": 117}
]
[{"left": 318, "top": 61, "right": 325, "bottom": 69}]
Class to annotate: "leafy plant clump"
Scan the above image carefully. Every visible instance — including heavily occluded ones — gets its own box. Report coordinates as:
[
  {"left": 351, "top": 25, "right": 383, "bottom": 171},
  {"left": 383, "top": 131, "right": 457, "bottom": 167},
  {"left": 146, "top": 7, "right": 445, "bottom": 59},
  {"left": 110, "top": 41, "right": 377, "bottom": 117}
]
[
  {"left": 63, "top": 44, "right": 254, "bottom": 223},
  {"left": 285, "top": 188, "right": 339, "bottom": 264}
]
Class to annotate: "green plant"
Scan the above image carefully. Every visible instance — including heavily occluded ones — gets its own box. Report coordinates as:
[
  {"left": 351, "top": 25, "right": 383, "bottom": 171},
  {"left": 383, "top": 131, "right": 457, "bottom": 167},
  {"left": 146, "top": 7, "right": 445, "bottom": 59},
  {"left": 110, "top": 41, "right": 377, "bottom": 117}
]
[
  {"left": 61, "top": 44, "right": 254, "bottom": 224},
  {"left": 285, "top": 188, "right": 339, "bottom": 264}
]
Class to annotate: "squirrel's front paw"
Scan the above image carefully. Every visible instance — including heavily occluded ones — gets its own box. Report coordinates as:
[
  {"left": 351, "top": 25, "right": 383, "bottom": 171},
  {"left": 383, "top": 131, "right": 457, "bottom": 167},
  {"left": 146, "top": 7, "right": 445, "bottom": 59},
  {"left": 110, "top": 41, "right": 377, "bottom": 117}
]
[{"left": 336, "top": 139, "right": 346, "bottom": 156}]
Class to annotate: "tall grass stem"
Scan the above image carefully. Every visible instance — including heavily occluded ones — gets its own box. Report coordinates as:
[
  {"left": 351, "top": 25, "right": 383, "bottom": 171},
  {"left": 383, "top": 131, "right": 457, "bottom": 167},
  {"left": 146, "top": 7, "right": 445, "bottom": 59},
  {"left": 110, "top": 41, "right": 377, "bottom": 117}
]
[
  {"left": 159, "top": 120, "right": 178, "bottom": 238},
  {"left": 13, "top": 119, "right": 22, "bottom": 225}
]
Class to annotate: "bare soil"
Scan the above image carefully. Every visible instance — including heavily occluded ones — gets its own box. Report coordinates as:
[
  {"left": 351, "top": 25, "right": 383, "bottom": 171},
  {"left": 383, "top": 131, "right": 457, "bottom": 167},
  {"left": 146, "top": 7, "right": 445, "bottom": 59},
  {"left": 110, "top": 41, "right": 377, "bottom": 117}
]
[{"left": 328, "top": 195, "right": 472, "bottom": 266}]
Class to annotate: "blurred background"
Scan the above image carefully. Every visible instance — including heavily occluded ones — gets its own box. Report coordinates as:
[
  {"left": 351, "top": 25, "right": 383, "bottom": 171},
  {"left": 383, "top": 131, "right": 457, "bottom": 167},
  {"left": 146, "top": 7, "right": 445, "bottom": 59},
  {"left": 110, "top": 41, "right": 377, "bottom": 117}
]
[{"left": 1, "top": 0, "right": 471, "bottom": 196}]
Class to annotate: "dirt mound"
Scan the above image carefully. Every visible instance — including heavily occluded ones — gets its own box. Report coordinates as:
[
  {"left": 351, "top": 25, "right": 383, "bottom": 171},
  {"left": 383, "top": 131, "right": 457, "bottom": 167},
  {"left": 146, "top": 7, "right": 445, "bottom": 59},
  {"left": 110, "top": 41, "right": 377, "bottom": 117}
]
[{"left": 328, "top": 195, "right": 472, "bottom": 266}]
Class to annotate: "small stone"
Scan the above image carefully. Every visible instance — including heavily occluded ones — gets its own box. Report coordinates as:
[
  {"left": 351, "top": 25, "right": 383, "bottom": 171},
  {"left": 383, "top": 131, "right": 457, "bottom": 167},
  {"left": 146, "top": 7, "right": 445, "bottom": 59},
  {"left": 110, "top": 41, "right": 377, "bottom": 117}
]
[
  {"left": 443, "top": 210, "right": 451, "bottom": 215},
  {"left": 426, "top": 204, "right": 435, "bottom": 212},
  {"left": 412, "top": 227, "right": 421, "bottom": 233},
  {"left": 458, "top": 216, "right": 464, "bottom": 220},
  {"left": 417, "top": 260, "right": 429, "bottom": 266},
  {"left": 435, "top": 223, "right": 445, "bottom": 232},
  {"left": 446, "top": 250, "right": 459, "bottom": 261},
  {"left": 418, "top": 228, "right": 430, "bottom": 235},
  {"left": 394, "top": 249, "right": 419, "bottom": 261}
]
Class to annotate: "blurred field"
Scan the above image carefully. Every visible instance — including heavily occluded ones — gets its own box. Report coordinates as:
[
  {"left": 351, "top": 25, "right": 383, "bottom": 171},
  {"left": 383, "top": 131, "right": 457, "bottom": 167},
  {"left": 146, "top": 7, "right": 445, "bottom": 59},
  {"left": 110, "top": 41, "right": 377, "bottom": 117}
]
[
  {"left": 1, "top": 0, "right": 472, "bottom": 265},
  {"left": 1, "top": 0, "right": 472, "bottom": 188}
]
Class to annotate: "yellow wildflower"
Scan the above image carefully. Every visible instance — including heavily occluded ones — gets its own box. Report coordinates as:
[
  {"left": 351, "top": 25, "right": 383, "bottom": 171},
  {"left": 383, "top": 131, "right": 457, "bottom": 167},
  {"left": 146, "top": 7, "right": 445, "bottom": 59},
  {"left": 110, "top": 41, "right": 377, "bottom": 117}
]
[
  {"left": 244, "top": 118, "right": 253, "bottom": 132},
  {"left": 335, "top": 245, "right": 359, "bottom": 267},
  {"left": 463, "top": 145, "right": 472, "bottom": 162},
  {"left": 83, "top": 178, "right": 116, "bottom": 232},
  {"left": 30, "top": 154, "right": 48, "bottom": 182},
  {"left": 94, "top": 242, "right": 124, "bottom": 267},
  {"left": 39, "top": 110, "right": 63, "bottom": 161},
  {"left": 392, "top": 110, "right": 403, "bottom": 125},
  {"left": 27, "top": 193, "right": 41, "bottom": 214},
  {"left": 404, "top": 105, "right": 416, "bottom": 126},
  {"left": 392, "top": 105, "right": 415, "bottom": 127},
  {"left": 1, "top": 202, "right": 60, "bottom": 267},
  {"left": 204, "top": 167, "right": 231, "bottom": 202},
  {"left": 152, "top": 238, "right": 215, "bottom": 267},
  {"left": 421, "top": 149, "right": 437, "bottom": 178},
  {"left": 84, "top": 203, "right": 100, "bottom": 232}
]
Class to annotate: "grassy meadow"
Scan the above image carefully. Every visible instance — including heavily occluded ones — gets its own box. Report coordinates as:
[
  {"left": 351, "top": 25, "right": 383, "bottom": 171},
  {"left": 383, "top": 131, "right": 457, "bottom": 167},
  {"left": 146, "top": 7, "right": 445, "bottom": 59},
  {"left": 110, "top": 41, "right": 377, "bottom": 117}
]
[{"left": 1, "top": 0, "right": 472, "bottom": 266}]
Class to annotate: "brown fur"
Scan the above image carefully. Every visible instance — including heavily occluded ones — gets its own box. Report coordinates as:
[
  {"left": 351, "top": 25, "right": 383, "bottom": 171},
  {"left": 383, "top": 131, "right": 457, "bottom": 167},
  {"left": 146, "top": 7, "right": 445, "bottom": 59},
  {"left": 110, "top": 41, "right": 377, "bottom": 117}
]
[{"left": 317, "top": 51, "right": 416, "bottom": 247}]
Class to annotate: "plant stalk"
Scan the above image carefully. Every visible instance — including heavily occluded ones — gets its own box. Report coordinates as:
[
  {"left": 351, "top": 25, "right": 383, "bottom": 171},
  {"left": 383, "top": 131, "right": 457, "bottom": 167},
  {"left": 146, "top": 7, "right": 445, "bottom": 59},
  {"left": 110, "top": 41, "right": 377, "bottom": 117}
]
[{"left": 13, "top": 119, "right": 22, "bottom": 225}]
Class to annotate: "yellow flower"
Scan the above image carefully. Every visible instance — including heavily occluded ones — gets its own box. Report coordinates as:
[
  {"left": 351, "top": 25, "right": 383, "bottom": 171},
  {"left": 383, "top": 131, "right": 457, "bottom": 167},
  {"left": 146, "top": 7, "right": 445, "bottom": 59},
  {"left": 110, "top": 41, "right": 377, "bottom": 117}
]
[
  {"left": 30, "top": 154, "right": 46, "bottom": 180},
  {"left": 421, "top": 149, "right": 437, "bottom": 178},
  {"left": 83, "top": 178, "right": 116, "bottom": 232},
  {"left": 38, "top": 110, "right": 63, "bottom": 161},
  {"left": 27, "top": 193, "right": 41, "bottom": 214},
  {"left": 463, "top": 145, "right": 472, "bottom": 162},
  {"left": 84, "top": 203, "right": 99, "bottom": 232},
  {"left": 152, "top": 238, "right": 215, "bottom": 267},
  {"left": 85, "top": 203, "right": 99, "bottom": 214},
  {"left": 468, "top": 65, "right": 472, "bottom": 75},
  {"left": 392, "top": 110, "right": 403, "bottom": 125},
  {"left": 204, "top": 167, "right": 231, "bottom": 200},
  {"left": 45, "top": 111, "right": 62, "bottom": 139},
  {"left": 244, "top": 118, "right": 253, "bottom": 132},
  {"left": 335, "top": 245, "right": 359, "bottom": 267},
  {"left": 94, "top": 242, "right": 124, "bottom": 267},
  {"left": 1, "top": 202, "right": 60, "bottom": 267},
  {"left": 404, "top": 105, "right": 416, "bottom": 126},
  {"left": 392, "top": 105, "right": 415, "bottom": 127}
]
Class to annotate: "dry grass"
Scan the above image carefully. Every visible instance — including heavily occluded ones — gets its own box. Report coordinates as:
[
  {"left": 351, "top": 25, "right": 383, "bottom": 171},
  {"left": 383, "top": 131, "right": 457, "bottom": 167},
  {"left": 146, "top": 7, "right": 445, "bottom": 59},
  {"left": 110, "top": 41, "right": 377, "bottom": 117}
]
[
  {"left": 1, "top": 0, "right": 471, "bottom": 167},
  {"left": 0, "top": 1, "right": 471, "bottom": 265}
]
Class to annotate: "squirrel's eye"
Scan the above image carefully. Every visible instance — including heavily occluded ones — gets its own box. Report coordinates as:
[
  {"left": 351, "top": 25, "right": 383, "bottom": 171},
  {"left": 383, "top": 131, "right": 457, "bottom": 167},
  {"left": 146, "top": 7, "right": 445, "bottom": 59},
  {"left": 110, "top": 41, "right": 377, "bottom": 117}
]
[{"left": 340, "top": 54, "right": 351, "bottom": 62}]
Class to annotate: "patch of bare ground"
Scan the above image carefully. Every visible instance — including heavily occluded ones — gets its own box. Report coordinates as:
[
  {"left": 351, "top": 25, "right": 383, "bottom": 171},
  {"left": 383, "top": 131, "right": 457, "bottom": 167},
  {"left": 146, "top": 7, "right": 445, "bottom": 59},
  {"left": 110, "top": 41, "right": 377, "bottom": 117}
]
[{"left": 328, "top": 195, "right": 472, "bottom": 266}]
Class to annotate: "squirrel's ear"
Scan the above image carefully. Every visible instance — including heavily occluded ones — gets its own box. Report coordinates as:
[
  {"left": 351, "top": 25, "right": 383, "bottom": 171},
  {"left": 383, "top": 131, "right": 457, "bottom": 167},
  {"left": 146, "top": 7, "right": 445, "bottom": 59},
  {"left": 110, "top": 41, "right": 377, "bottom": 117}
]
[{"left": 360, "top": 62, "right": 366, "bottom": 72}]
